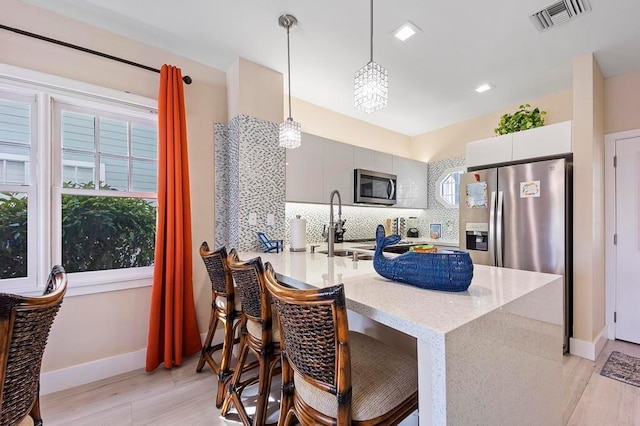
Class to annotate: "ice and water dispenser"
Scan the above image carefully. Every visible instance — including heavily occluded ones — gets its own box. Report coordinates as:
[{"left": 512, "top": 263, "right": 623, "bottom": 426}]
[{"left": 465, "top": 223, "right": 489, "bottom": 251}]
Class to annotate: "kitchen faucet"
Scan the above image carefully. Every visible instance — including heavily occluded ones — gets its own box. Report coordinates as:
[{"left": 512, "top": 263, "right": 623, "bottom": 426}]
[{"left": 327, "top": 189, "right": 342, "bottom": 257}]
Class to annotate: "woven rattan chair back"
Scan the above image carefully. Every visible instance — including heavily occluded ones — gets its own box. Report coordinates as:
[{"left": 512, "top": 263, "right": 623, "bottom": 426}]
[
  {"left": 0, "top": 265, "right": 67, "bottom": 426},
  {"left": 200, "top": 242, "right": 234, "bottom": 296},
  {"left": 227, "top": 250, "right": 272, "bottom": 329},
  {"left": 263, "top": 262, "right": 353, "bottom": 423}
]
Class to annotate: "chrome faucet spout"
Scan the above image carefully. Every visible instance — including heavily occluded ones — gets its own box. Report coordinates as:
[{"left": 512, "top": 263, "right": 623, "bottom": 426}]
[{"left": 328, "top": 190, "right": 342, "bottom": 257}]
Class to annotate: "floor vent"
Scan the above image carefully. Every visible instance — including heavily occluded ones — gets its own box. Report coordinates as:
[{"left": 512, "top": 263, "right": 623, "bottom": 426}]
[{"left": 530, "top": 0, "right": 592, "bottom": 32}]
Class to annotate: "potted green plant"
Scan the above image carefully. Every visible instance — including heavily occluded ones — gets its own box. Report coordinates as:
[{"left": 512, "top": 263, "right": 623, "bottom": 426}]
[{"left": 494, "top": 104, "right": 547, "bottom": 135}]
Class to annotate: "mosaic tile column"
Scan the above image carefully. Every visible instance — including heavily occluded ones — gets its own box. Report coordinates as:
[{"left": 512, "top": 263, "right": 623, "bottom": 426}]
[
  {"left": 215, "top": 115, "right": 285, "bottom": 251},
  {"left": 214, "top": 122, "right": 230, "bottom": 249},
  {"left": 426, "top": 156, "right": 465, "bottom": 241}
]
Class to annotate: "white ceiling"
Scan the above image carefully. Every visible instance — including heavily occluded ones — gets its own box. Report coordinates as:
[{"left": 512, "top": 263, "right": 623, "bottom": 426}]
[{"left": 21, "top": 0, "right": 640, "bottom": 136}]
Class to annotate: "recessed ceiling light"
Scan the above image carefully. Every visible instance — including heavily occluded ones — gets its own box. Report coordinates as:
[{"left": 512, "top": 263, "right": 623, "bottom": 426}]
[
  {"left": 475, "top": 83, "right": 494, "bottom": 93},
  {"left": 393, "top": 22, "right": 421, "bottom": 42}
]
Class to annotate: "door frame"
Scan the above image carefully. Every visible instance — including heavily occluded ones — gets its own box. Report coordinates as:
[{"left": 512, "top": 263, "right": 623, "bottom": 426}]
[{"left": 604, "top": 129, "right": 640, "bottom": 340}]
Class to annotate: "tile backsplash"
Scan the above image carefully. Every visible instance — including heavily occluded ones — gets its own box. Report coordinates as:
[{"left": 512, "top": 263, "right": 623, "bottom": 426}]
[
  {"left": 285, "top": 156, "right": 465, "bottom": 247},
  {"left": 285, "top": 203, "right": 459, "bottom": 245}
]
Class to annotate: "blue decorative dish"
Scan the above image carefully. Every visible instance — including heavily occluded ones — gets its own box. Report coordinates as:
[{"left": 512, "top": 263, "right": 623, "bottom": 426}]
[{"left": 373, "top": 225, "right": 474, "bottom": 292}]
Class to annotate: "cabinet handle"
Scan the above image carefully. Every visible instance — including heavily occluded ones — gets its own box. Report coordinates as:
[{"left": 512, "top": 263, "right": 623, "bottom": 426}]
[
  {"left": 496, "top": 191, "right": 504, "bottom": 267},
  {"left": 489, "top": 191, "right": 497, "bottom": 266}
]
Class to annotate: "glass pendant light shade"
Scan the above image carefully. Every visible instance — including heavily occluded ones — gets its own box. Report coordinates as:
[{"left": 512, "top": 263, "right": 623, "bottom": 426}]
[
  {"left": 278, "top": 14, "right": 301, "bottom": 149},
  {"left": 355, "top": 0, "right": 388, "bottom": 114},
  {"left": 354, "top": 60, "right": 388, "bottom": 113},
  {"left": 279, "top": 117, "right": 301, "bottom": 149}
]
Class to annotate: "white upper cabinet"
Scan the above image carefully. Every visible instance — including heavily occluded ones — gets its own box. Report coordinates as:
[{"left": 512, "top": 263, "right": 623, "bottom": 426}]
[
  {"left": 392, "top": 156, "right": 428, "bottom": 208},
  {"left": 465, "top": 121, "right": 572, "bottom": 169},
  {"left": 512, "top": 120, "right": 572, "bottom": 160},
  {"left": 322, "top": 139, "right": 354, "bottom": 205},
  {"left": 286, "top": 133, "right": 428, "bottom": 208},
  {"left": 354, "top": 146, "right": 375, "bottom": 170},
  {"left": 465, "top": 133, "right": 513, "bottom": 168},
  {"left": 286, "top": 133, "right": 324, "bottom": 203},
  {"left": 286, "top": 133, "right": 354, "bottom": 204},
  {"left": 374, "top": 152, "right": 393, "bottom": 174}
]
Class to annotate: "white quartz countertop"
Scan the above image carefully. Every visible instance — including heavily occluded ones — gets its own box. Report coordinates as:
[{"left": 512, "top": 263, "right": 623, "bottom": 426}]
[{"left": 240, "top": 246, "right": 562, "bottom": 341}]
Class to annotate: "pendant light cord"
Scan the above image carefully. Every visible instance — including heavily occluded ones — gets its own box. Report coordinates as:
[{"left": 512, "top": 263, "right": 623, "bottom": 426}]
[
  {"left": 370, "top": 0, "right": 374, "bottom": 63},
  {"left": 287, "top": 25, "right": 292, "bottom": 120}
]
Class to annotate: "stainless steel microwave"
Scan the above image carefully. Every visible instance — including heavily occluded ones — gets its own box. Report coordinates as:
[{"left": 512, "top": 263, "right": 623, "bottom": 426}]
[{"left": 354, "top": 169, "right": 397, "bottom": 205}]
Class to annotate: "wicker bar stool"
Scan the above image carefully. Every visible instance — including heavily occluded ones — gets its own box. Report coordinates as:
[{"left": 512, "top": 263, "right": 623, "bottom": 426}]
[
  {"left": 196, "top": 243, "right": 242, "bottom": 408},
  {"left": 221, "top": 250, "right": 281, "bottom": 426},
  {"left": 263, "top": 262, "right": 418, "bottom": 425},
  {"left": 0, "top": 265, "right": 68, "bottom": 426}
]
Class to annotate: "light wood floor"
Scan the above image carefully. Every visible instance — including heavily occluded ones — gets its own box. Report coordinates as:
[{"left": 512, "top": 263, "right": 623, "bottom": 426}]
[{"left": 40, "top": 339, "right": 640, "bottom": 425}]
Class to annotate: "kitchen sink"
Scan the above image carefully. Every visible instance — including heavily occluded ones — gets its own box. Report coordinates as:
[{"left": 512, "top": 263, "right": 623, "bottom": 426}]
[{"left": 317, "top": 249, "right": 374, "bottom": 260}]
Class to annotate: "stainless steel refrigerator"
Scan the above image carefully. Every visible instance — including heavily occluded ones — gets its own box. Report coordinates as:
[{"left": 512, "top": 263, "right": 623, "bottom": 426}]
[{"left": 459, "top": 157, "right": 572, "bottom": 352}]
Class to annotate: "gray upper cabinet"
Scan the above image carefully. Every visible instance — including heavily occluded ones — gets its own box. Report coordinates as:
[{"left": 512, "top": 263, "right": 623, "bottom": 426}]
[
  {"left": 286, "top": 133, "right": 427, "bottom": 208},
  {"left": 354, "top": 146, "right": 375, "bottom": 171},
  {"left": 392, "top": 156, "right": 428, "bottom": 209},
  {"left": 286, "top": 133, "right": 324, "bottom": 203},
  {"left": 322, "top": 139, "right": 354, "bottom": 205},
  {"left": 374, "top": 152, "right": 393, "bottom": 174}
]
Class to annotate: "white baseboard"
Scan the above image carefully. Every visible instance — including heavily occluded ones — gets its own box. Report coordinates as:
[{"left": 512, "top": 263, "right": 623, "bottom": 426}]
[
  {"left": 40, "top": 348, "right": 147, "bottom": 395},
  {"left": 570, "top": 326, "right": 608, "bottom": 361},
  {"left": 41, "top": 331, "right": 214, "bottom": 395}
]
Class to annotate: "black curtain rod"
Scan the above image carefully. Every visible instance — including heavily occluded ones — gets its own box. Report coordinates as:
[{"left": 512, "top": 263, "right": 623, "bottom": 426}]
[{"left": 0, "top": 24, "right": 192, "bottom": 85}]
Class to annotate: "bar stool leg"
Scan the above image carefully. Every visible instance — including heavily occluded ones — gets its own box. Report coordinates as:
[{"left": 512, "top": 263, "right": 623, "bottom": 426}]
[
  {"left": 196, "top": 305, "right": 219, "bottom": 373},
  {"left": 278, "top": 352, "right": 295, "bottom": 426},
  {"left": 221, "top": 330, "right": 251, "bottom": 424},
  {"left": 253, "top": 351, "right": 273, "bottom": 426},
  {"left": 215, "top": 312, "right": 237, "bottom": 407}
]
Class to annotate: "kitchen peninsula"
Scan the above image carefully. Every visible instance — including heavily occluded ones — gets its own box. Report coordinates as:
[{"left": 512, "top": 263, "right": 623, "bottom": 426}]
[{"left": 243, "top": 246, "right": 564, "bottom": 426}]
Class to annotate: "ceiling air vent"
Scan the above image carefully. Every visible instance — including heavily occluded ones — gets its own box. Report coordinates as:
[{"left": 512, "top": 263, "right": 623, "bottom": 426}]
[{"left": 529, "top": 0, "right": 592, "bottom": 32}]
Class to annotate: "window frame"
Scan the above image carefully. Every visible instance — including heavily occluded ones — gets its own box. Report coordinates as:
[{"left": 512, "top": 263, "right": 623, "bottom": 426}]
[
  {"left": 0, "top": 64, "right": 158, "bottom": 296},
  {"left": 0, "top": 89, "right": 39, "bottom": 292},
  {"left": 435, "top": 166, "right": 465, "bottom": 209}
]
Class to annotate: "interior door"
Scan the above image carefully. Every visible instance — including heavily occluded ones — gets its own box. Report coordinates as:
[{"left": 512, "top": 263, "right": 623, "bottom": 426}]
[{"left": 615, "top": 137, "right": 640, "bottom": 344}]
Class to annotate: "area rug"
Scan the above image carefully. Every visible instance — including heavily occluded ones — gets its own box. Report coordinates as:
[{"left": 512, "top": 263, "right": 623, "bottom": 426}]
[{"left": 600, "top": 351, "right": 640, "bottom": 387}]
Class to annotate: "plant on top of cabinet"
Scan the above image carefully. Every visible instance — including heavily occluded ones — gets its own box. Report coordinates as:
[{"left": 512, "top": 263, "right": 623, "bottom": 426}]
[{"left": 494, "top": 104, "right": 547, "bottom": 135}]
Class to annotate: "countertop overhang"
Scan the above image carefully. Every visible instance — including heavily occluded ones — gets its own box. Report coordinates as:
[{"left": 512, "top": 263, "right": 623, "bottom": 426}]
[{"left": 240, "top": 245, "right": 563, "bottom": 341}]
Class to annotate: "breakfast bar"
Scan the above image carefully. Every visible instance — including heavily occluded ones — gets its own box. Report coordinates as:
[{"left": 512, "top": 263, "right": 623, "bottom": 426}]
[{"left": 244, "top": 246, "right": 564, "bottom": 426}]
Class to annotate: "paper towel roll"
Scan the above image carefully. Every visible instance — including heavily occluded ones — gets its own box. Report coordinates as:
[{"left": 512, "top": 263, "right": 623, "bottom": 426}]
[{"left": 290, "top": 215, "right": 307, "bottom": 251}]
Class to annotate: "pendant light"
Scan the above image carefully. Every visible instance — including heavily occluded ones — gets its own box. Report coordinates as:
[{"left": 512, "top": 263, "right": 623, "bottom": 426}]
[
  {"left": 354, "top": 0, "right": 388, "bottom": 113},
  {"left": 278, "top": 14, "right": 301, "bottom": 149}
]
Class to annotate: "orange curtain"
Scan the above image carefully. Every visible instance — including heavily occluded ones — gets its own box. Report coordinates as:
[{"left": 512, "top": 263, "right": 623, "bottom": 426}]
[{"left": 146, "top": 65, "right": 201, "bottom": 372}]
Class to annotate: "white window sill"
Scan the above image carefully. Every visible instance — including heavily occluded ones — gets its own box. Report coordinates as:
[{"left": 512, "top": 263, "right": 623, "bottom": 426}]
[{"left": 18, "top": 267, "right": 154, "bottom": 297}]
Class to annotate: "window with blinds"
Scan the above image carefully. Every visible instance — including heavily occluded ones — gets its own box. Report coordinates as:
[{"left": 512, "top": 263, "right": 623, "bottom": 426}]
[
  {"left": 0, "top": 81, "right": 158, "bottom": 292},
  {"left": 53, "top": 102, "right": 158, "bottom": 274},
  {"left": 0, "top": 92, "right": 36, "bottom": 286}
]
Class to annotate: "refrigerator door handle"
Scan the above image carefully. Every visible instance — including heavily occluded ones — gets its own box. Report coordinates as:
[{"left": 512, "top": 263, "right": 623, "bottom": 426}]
[
  {"left": 489, "top": 191, "right": 497, "bottom": 266},
  {"left": 496, "top": 190, "right": 504, "bottom": 267}
]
